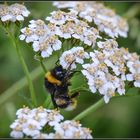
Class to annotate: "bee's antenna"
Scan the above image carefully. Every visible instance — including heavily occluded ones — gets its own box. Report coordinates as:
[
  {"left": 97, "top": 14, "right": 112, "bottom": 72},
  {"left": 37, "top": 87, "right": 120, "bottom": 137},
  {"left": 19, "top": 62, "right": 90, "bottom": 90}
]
[
  {"left": 65, "top": 60, "right": 75, "bottom": 76},
  {"left": 64, "top": 59, "right": 82, "bottom": 82}
]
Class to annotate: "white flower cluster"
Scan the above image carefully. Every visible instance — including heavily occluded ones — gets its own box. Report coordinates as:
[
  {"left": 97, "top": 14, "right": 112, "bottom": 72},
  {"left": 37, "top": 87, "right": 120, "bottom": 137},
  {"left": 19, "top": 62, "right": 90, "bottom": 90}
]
[
  {"left": 126, "top": 52, "right": 140, "bottom": 88},
  {"left": 82, "top": 39, "right": 140, "bottom": 103},
  {"left": 10, "top": 106, "right": 93, "bottom": 139},
  {"left": 20, "top": 10, "right": 100, "bottom": 58},
  {"left": 53, "top": 120, "right": 93, "bottom": 139},
  {"left": 10, "top": 106, "right": 63, "bottom": 138},
  {"left": 53, "top": 1, "right": 129, "bottom": 38},
  {"left": 46, "top": 10, "right": 100, "bottom": 46},
  {"left": 34, "top": 120, "right": 93, "bottom": 139},
  {"left": 0, "top": 3, "right": 30, "bottom": 22},
  {"left": 53, "top": 1, "right": 77, "bottom": 9},
  {"left": 19, "top": 19, "right": 62, "bottom": 58},
  {"left": 60, "top": 47, "right": 89, "bottom": 70}
]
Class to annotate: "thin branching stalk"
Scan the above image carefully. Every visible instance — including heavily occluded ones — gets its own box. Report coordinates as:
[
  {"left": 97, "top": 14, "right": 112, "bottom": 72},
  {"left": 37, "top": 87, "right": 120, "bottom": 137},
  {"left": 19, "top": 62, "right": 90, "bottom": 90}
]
[
  {"left": 7, "top": 30, "right": 37, "bottom": 106},
  {"left": 73, "top": 98, "right": 104, "bottom": 121},
  {"left": 2, "top": 25, "right": 37, "bottom": 106},
  {"left": 72, "top": 86, "right": 135, "bottom": 121},
  {"left": 43, "top": 94, "right": 51, "bottom": 107},
  {"left": 124, "top": 3, "right": 140, "bottom": 19},
  {"left": 40, "top": 59, "right": 47, "bottom": 73}
]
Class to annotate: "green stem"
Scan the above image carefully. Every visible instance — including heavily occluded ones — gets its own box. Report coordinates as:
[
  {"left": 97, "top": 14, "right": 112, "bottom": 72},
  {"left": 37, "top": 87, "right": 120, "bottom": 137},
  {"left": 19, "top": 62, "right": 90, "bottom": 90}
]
[
  {"left": 5, "top": 28, "right": 37, "bottom": 107},
  {"left": 124, "top": 3, "right": 140, "bottom": 20},
  {"left": 40, "top": 59, "right": 47, "bottom": 73},
  {"left": 43, "top": 94, "right": 51, "bottom": 107},
  {"left": 73, "top": 98, "right": 104, "bottom": 121},
  {"left": 16, "top": 41, "right": 37, "bottom": 106},
  {"left": 73, "top": 86, "right": 133, "bottom": 121},
  {"left": 48, "top": 101, "right": 53, "bottom": 109}
]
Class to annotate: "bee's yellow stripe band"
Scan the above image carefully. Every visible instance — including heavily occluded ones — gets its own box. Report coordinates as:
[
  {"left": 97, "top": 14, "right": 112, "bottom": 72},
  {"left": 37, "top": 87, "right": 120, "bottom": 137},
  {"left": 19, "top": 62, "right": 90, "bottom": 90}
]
[{"left": 45, "top": 72, "right": 61, "bottom": 86}]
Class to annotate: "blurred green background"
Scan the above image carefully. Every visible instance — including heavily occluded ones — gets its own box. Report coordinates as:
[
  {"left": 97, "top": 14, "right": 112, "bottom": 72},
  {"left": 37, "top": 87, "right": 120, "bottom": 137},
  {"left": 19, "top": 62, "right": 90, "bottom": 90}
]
[{"left": 0, "top": 1, "right": 140, "bottom": 138}]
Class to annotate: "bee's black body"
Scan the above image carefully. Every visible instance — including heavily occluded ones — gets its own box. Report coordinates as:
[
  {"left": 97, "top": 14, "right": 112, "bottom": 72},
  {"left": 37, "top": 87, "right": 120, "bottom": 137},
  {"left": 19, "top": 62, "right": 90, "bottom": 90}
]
[{"left": 44, "top": 65, "right": 79, "bottom": 110}]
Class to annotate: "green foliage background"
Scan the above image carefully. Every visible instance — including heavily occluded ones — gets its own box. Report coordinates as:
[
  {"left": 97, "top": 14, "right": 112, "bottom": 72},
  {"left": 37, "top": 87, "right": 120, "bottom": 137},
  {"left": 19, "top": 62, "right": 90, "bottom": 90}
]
[{"left": 0, "top": 1, "right": 140, "bottom": 138}]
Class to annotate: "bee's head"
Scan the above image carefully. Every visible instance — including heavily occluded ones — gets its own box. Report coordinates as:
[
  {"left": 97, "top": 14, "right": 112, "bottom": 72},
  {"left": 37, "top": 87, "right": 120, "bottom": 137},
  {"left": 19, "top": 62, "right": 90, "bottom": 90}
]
[{"left": 51, "top": 65, "right": 66, "bottom": 81}]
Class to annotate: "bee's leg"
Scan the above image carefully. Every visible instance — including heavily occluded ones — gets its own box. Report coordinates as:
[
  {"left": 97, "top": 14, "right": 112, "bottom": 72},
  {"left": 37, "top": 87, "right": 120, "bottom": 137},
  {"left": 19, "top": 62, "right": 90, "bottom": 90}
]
[
  {"left": 55, "top": 59, "right": 59, "bottom": 66},
  {"left": 67, "top": 82, "right": 71, "bottom": 86},
  {"left": 51, "top": 94, "right": 57, "bottom": 108},
  {"left": 50, "top": 91, "right": 58, "bottom": 109},
  {"left": 70, "top": 92, "right": 80, "bottom": 98}
]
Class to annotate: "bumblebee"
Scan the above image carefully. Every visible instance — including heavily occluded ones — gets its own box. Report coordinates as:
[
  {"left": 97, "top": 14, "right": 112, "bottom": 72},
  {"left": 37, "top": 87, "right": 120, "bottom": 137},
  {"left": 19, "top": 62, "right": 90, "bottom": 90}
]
[{"left": 44, "top": 65, "right": 79, "bottom": 111}]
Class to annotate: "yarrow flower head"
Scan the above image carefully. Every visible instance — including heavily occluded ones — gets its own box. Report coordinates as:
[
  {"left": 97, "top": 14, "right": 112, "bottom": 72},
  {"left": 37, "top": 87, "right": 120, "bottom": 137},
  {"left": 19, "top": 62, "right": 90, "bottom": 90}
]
[
  {"left": 46, "top": 10, "right": 67, "bottom": 25},
  {"left": 55, "top": 21, "right": 75, "bottom": 39},
  {"left": 10, "top": 106, "right": 93, "bottom": 139},
  {"left": 10, "top": 106, "right": 63, "bottom": 138},
  {"left": 0, "top": 3, "right": 30, "bottom": 22},
  {"left": 126, "top": 53, "right": 140, "bottom": 87},
  {"left": 19, "top": 19, "right": 62, "bottom": 58},
  {"left": 45, "top": 10, "right": 100, "bottom": 45},
  {"left": 19, "top": 19, "right": 47, "bottom": 43},
  {"left": 82, "top": 39, "right": 140, "bottom": 103},
  {"left": 60, "top": 47, "right": 89, "bottom": 70},
  {"left": 33, "top": 35, "right": 62, "bottom": 58},
  {"left": 54, "top": 120, "right": 93, "bottom": 139},
  {"left": 53, "top": 1, "right": 77, "bottom": 9},
  {"left": 20, "top": 8, "right": 100, "bottom": 59},
  {"left": 53, "top": 1, "right": 129, "bottom": 38}
]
